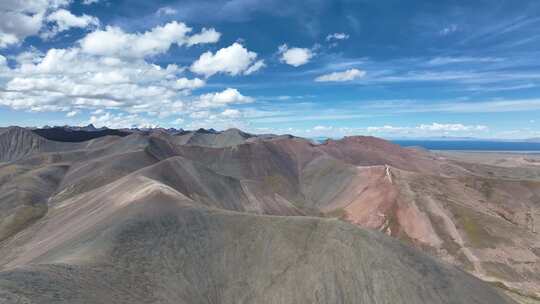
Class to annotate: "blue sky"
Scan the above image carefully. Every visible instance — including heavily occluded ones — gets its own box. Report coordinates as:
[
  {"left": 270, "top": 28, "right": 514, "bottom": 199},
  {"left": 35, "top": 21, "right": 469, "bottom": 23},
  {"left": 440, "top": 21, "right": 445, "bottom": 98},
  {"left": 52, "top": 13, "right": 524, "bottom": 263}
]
[{"left": 1, "top": 0, "right": 540, "bottom": 138}]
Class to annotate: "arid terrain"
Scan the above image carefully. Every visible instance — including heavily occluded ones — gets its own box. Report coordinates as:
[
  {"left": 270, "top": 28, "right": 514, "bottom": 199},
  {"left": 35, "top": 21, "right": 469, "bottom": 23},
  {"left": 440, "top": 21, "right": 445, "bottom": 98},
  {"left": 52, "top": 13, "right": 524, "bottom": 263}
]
[{"left": 0, "top": 126, "right": 539, "bottom": 303}]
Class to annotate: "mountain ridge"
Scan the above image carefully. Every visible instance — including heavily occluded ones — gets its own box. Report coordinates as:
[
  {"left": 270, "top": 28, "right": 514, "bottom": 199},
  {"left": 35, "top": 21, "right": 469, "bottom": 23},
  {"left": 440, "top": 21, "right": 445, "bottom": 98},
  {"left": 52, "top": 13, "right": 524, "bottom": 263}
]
[{"left": 0, "top": 126, "right": 538, "bottom": 303}]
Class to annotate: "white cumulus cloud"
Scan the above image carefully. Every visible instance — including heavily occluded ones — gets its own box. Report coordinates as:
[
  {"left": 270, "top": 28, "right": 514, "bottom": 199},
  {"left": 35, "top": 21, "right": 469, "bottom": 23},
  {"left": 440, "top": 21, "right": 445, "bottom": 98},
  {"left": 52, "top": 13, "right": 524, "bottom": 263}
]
[
  {"left": 0, "top": 33, "right": 19, "bottom": 48},
  {"left": 195, "top": 88, "right": 254, "bottom": 108},
  {"left": 278, "top": 44, "right": 314, "bottom": 67},
  {"left": 79, "top": 21, "right": 220, "bottom": 58},
  {"left": 0, "top": 0, "right": 70, "bottom": 47},
  {"left": 190, "top": 42, "right": 263, "bottom": 77},
  {"left": 82, "top": 0, "right": 101, "bottom": 5},
  {"left": 0, "top": 47, "right": 192, "bottom": 116},
  {"left": 89, "top": 112, "right": 157, "bottom": 129},
  {"left": 326, "top": 32, "right": 349, "bottom": 41},
  {"left": 43, "top": 9, "right": 99, "bottom": 38},
  {"left": 220, "top": 109, "right": 241, "bottom": 118},
  {"left": 186, "top": 28, "right": 221, "bottom": 46},
  {"left": 66, "top": 110, "right": 79, "bottom": 117},
  {"left": 0, "top": 17, "right": 255, "bottom": 128},
  {"left": 174, "top": 77, "right": 206, "bottom": 90},
  {"left": 315, "top": 68, "right": 366, "bottom": 82}
]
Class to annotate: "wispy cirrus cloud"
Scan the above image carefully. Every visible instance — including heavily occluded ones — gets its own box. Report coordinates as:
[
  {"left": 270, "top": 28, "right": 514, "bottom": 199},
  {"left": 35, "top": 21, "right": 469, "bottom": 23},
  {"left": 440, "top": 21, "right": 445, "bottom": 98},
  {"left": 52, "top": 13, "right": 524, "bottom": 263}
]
[
  {"left": 427, "top": 56, "right": 504, "bottom": 66},
  {"left": 439, "top": 24, "right": 458, "bottom": 36},
  {"left": 464, "top": 83, "right": 537, "bottom": 92},
  {"left": 315, "top": 68, "right": 366, "bottom": 82},
  {"left": 359, "top": 98, "right": 540, "bottom": 114},
  {"left": 364, "top": 122, "right": 489, "bottom": 137}
]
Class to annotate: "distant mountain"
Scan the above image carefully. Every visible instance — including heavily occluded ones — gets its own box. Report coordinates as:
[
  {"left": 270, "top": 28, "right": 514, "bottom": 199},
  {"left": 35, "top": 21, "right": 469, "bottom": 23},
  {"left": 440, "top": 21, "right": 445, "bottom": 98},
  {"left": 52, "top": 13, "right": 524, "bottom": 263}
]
[
  {"left": 69, "top": 124, "right": 107, "bottom": 132},
  {"left": 32, "top": 126, "right": 131, "bottom": 142}
]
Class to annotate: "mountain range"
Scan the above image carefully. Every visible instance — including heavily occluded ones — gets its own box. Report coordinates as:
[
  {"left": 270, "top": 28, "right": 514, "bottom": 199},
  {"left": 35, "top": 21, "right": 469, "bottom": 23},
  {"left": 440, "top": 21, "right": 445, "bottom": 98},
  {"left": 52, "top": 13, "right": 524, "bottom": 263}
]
[{"left": 0, "top": 126, "right": 539, "bottom": 303}]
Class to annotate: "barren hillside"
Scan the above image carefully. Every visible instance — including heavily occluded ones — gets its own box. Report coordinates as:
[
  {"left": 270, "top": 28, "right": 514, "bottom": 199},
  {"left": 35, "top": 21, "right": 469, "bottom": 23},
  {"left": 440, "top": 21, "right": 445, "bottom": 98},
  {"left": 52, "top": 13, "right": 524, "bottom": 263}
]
[{"left": 0, "top": 127, "right": 537, "bottom": 303}]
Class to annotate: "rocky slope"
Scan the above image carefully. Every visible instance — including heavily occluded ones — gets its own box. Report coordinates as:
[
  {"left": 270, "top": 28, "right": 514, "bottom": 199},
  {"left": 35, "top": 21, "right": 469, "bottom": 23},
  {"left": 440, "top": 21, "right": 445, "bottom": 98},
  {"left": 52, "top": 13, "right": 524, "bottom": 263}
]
[{"left": 0, "top": 126, "right": 537, "bottom": 303}]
